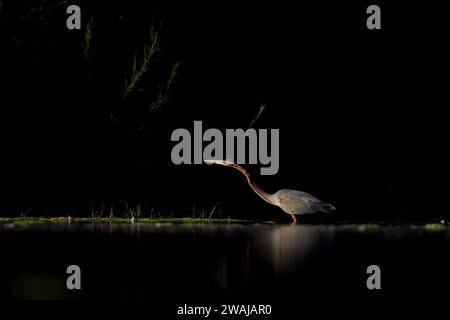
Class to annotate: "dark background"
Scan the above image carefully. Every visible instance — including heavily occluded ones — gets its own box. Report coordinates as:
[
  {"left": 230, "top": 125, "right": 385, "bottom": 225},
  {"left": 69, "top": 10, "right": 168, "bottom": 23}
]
[
  {"left": 1, "top": 0, "right": 450, "bottom": 313},
  {"left": 0, "top": 0, "right": 448, "bottom": 222}
]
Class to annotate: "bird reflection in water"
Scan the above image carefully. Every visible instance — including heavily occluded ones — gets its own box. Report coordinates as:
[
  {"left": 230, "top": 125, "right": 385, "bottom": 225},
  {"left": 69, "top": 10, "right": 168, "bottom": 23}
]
[{"left": 253, "top": 225, "right": 335, "bottom": 278}]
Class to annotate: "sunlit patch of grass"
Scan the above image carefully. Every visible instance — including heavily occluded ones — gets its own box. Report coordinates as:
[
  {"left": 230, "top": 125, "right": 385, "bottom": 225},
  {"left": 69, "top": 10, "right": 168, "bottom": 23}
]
[{"left": 0, "top": 217, "right": 61, "bottom": 224}]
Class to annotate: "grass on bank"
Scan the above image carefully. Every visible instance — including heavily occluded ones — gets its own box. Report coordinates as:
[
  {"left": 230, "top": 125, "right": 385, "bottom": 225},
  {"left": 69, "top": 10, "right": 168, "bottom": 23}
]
[
  {"left": 0, "top": 216, "right": 252, "bottom": 224},
  {"left": 0, "top": 217, "right": 448, "bottom": 229}
]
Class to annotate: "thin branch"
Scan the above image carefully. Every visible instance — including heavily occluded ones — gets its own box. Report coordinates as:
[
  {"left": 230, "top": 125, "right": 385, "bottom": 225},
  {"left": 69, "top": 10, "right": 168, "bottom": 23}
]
[
  {"left": 248, "top": 103, "right": 266, "bottom": 128},
  {"left": 122, "top": 22, "right": 163, "bottom": 99}
]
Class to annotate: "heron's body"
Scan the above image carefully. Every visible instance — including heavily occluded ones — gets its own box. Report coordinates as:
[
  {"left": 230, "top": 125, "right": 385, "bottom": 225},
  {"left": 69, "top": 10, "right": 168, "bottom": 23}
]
[
  {"left": 274, "top": 189, "right": 335, "bottom": 223},
  {"left": 206, "top": 159, "right": 335, "bottom": 223},
  {"left": 274, "top": 189, "right": 335, "bottom": 215}
]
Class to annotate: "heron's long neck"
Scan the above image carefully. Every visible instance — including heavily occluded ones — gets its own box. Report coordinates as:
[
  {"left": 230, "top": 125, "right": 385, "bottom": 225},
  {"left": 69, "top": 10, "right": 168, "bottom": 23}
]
[{"left": 230, "top": 164, "right": 276, "bottom": 206}]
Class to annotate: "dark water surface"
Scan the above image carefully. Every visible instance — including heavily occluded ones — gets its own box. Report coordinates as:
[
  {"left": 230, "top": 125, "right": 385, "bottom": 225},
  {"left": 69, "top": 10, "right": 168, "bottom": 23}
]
[{"left": 1, "top": 222, "right": 449, "bottom": 311}]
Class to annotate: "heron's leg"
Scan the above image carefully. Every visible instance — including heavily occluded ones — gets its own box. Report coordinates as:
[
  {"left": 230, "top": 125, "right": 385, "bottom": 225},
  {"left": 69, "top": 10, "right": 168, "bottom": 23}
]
[{"left": 290, "top": 214, "right": 298, "bottom": 224}]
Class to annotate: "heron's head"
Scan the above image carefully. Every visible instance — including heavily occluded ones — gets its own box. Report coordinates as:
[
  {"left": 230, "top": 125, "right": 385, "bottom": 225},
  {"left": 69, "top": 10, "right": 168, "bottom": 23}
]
[
  {"left": 204, "top": 159, "right": 235, "bottom": 167},
  {"left": 205, "top": 159, "right": 250, "bottom": 176}
]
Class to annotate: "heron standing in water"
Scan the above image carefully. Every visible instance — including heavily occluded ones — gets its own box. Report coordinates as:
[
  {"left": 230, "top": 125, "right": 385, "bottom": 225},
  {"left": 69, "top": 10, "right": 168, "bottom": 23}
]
[{"left": 205, "top": 160, "right": 335, "bottom": 223}]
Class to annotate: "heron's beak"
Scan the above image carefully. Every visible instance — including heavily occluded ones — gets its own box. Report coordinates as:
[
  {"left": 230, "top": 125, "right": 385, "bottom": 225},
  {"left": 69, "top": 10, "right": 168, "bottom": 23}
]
[{"left": 204, "top": 159, "right": 234, "bottom": 166}]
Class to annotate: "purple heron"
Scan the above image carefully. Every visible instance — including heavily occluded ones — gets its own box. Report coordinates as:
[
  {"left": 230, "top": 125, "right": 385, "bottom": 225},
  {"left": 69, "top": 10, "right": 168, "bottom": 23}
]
[{"left": 206, "top": 160, "right": 335, "bottom": 223}]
